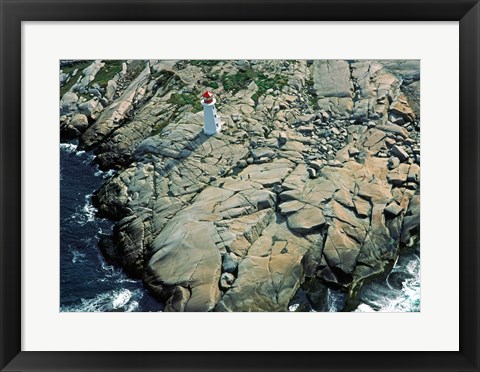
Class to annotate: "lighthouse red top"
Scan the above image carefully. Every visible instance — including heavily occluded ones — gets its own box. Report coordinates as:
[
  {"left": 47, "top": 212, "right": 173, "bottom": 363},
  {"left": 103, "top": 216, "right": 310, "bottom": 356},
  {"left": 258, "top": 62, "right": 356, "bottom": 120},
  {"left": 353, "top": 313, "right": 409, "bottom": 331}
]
[{"left": 202, "top": 91, "right": 214, "bottom": 104}]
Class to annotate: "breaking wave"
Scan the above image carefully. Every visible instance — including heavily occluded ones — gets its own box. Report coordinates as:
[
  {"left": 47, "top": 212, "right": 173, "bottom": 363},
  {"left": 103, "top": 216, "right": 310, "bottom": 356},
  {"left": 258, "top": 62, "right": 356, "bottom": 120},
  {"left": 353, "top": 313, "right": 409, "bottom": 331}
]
[
  {"left": 60, "top": 142, "right": 78, "bottom": 153},
  {"left": 354, "top": 251, "right": 420, "bottom": 312},
  {"left": 61, "top": 288, "right": 142, "bottom": 312}
]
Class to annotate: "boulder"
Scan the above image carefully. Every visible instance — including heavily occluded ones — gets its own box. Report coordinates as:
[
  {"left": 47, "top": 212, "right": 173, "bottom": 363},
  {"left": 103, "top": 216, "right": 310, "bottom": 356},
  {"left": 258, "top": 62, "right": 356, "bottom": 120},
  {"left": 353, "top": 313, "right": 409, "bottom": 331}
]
[
  {"left": 78, "top": 98, "right": 104, "bottom": 120},
  {"left": 222, "top": 253, "right": 238, "bottom": 274},
  {"left": 348, "top": 147, "right": 360, "bottom": 157},
  {"left": 220, "top": 272, "right": 236, "bottom": 290},
  {"left": 391, "top": 144, "right": 409, "bottom": 162},
  {"left": 390, "top": 94, "right": 416, "bottom": 122},
  {"left": 384, "top": 202, "right": 403, "bottom": 217},
  {"left": 60, "top": 92, "right": 78, "bottom": 115},
  {"left": 69, "top": 114, "right": 89, "bottom": 131},
  {"left": 105, "top": 80, "right": 117, "bottom": 101},
  {"left": 286, "top": 206, "right": 326, "bottom": 234},
  {"left": 408, "top": 164, "right": 420, "bottom": 183}
]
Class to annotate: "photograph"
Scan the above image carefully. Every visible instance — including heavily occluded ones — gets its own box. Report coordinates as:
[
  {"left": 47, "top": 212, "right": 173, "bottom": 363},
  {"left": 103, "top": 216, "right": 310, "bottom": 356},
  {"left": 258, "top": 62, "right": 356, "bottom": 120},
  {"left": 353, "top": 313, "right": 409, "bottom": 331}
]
[
  {"left": 59, "top": 59, "right": 420, "bottom": 312},
  {"left": 2, "top": 0, "right": 478, "bottom": 368}
]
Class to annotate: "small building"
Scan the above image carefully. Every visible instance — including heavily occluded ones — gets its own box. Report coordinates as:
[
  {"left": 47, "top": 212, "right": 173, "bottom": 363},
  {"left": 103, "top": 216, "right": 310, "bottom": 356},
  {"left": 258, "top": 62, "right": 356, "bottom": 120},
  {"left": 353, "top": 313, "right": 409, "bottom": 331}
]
[{"left": 201, "top": 91, "right": 221, "bottom": 135}]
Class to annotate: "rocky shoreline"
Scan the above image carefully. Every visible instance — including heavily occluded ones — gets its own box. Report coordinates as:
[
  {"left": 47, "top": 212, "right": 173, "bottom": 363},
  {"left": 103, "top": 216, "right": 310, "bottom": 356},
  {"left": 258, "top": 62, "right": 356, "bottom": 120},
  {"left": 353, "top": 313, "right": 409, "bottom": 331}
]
[{"left": 60, "top": 59, "right": 420, "bottom": 311}]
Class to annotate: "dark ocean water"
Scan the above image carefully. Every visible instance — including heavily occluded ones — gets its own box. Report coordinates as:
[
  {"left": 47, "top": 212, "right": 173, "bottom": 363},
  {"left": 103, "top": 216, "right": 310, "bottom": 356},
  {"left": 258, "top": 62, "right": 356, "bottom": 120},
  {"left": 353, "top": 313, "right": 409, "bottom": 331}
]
[
  {"left": 60, "top": 143, "right": 419, "bottom": 313},
  {"left": 60, "top": 142, "right": 163, "bottom": 312}
]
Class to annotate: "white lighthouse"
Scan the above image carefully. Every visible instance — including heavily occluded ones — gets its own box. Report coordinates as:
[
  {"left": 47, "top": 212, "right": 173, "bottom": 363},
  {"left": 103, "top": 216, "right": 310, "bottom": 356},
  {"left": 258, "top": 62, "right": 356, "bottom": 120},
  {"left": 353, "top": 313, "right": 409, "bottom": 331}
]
[{"left": 201, "top": 91, "right": 221, "bottom": 135}]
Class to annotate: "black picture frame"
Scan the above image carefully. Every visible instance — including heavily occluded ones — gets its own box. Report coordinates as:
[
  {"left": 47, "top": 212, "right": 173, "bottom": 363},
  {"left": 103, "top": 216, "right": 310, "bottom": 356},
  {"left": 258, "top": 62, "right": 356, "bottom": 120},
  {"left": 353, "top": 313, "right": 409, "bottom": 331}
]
[{"left": 1, "top": 0, "right": 479, "bottom": 371}]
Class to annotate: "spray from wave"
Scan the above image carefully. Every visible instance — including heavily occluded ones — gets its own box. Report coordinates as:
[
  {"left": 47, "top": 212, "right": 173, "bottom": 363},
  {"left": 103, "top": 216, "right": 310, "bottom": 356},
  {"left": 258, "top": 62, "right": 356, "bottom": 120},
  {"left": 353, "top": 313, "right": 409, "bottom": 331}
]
[
  {"left": 354, "top": 251, "right": 420, "bottom": 312},
  {"left": 60, "top": 142, "right": 78, "bottom": 153},
  {"left": 61, "top": 288, "right": 142, "bottom": 312}
]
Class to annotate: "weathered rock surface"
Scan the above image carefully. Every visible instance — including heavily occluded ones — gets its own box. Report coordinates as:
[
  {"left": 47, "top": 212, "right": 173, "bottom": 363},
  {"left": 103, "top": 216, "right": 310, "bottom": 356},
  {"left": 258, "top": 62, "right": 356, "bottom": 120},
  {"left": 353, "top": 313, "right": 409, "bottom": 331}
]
[
  {"left": 313, "top": 60, "right": 354, "bottom": 119},
  {"left": 71, "top": 60, "right": 105, "bottom": 93},
  {"left": 80, "top": 64, "right": 152, "bottom": 150},
  {"left": 61, "top": 59, "right": 420, "bottom": 311}
]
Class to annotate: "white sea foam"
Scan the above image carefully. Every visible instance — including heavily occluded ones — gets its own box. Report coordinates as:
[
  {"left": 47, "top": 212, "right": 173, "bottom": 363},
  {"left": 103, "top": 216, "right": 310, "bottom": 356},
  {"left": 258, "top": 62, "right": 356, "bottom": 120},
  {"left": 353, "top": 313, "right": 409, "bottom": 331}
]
[
  {"left": 81, "top": 236, "right": 95, "bottom": 247},
  {"left": 76, "top": 194, "right": 97, "bottom": 225},
  {"left": 60, "top": 142, "right": 95, "bottom": 164},
  {"left": 61, "top": 288, "right": 143, "bottom": 312},
  {"left": 71, "top": 249, "right": 86, "bottom": 264},
  {"left": 354, "top": 253, "right": 420, "bottom": 312},
  {"left": 354, "top": 303, "right": 376, "bottom": 312},
  {"left": 112, "top": 289, "right": 132, "bottom": 309},
  {"left": 125, "top": 300, "right": 140, "bottom": 312},
  {"left": 97, "top": 258, "right": 136, "bottom": 284},
  {"left": 60, "top": 142, "right": 78, "bottom": 153},
  {"left": 94, "top": 167, "right": 116, "bottom": 179},
  {"left": 288, "top": 303, "right": 299, "bottom": 312},
  {"left": 81, "top": 154, "right": 96, "bottom": 164},
  {"left": 103, "top": 169, "right": 116, "bottom": 178},
  {"left": 115, "top": 277, "right": 137, "bottom": 284},
  {"left": 100, "top": 260, "right": 116, "bottom": 277},
  {"left": 66, "top": 195, "right": 98, "bottom": 226},
  {"left": 327, "top": 288, "right": 346, "bottom": 312}
]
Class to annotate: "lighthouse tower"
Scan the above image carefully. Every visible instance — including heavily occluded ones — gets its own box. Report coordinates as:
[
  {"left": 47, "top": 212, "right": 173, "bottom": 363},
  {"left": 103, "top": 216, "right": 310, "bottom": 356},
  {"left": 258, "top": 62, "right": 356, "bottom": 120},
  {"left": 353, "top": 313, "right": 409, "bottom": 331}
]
[{"left": 201, "top": 91, "right": 221, "bottom": 135}]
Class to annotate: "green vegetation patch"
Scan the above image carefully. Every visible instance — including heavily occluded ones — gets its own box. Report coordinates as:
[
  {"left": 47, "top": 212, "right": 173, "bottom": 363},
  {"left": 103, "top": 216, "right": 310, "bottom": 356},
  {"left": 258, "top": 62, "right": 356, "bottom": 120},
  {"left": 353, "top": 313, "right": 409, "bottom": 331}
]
[
  {"left": 222, "top": 68, "right": 288, "bottom": 103},
  {"left": 222, "top": 69, "right": 256, "bottom": 93},
  {"left": 305, "top": 78, "right": 318, "bottom": 109},
  {"left": 190, "top": 60, "right": 221, "bottom": 67},
  {"left": 167, "top": 91, "right": 202, "bottom": 112},
  {"left": 60, "top": 60, "right": 124, "bottom": 97},
  {"left": 251, "top": 74, "right": 288, "bottom": 103},
  {"left": 205, "top": 81, "right": 219, "bottom": 89},
  {"left": 60, "top": 61, "right": 91, "bottom": 76},
  {"left": 91, "top": 60, "right": 124, "bottom": 88},
  {"left": 204, "top": 72, "right": 220, "bottom": 89},
  {"left": 59, "top": 61, "right": 91, "bottom": 97}
]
